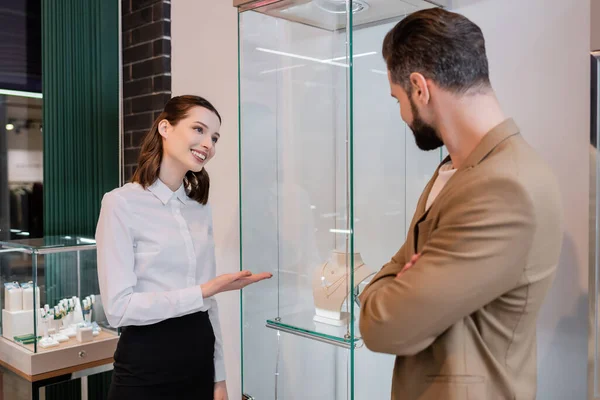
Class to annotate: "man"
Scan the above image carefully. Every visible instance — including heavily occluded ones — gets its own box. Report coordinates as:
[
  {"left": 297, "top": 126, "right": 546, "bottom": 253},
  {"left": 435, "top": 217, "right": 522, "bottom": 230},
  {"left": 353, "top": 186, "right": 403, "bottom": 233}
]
[{"left": 358, "top": 8, "right": 563, "bottom": 400}]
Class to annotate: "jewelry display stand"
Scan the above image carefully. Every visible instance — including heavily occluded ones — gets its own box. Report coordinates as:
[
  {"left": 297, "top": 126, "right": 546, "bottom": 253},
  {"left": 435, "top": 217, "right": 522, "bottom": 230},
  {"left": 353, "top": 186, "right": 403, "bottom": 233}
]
[
  {"left": 0, "top": 237, "right": 119, "bottom": 377},
  {"left": 312, "top": 250, "right": 374, "bottom": 326}
]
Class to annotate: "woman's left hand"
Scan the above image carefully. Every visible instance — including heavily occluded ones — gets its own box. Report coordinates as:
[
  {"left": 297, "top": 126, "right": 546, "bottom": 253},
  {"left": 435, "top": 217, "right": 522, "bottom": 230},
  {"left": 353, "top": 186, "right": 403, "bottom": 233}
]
[{"left": 214, "top": 381, "right": 228, "bottom": 400}]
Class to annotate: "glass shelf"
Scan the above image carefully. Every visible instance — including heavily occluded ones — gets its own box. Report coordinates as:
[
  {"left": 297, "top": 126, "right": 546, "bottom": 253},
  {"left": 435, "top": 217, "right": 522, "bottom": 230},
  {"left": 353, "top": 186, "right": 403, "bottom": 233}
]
[
  {"left": 266, "top": 311, "right": 360, "bottom": 348},
  {"left": 0, "top": 236, "right": 96, "bottom": 254}
]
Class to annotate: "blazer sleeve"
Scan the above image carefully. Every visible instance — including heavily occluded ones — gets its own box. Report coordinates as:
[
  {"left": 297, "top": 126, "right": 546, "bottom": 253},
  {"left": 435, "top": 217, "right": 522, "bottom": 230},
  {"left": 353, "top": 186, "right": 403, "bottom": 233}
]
[{"left": 358, "top": 176, "right": 536, "bottom": 356}]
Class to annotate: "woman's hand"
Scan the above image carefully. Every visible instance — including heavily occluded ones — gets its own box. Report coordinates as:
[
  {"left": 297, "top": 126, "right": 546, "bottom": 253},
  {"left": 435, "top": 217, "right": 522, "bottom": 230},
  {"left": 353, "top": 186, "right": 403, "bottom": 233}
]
[
  {"left": 214, "top": 380, "right": 228, "bottom": 400},
  {"left": 201, "top": 270, "right": 272, "bottom": 298}
]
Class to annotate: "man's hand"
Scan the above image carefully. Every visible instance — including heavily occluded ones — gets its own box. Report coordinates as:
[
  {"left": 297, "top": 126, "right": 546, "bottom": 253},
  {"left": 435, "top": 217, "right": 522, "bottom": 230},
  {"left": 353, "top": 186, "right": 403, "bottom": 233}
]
[
  {"left": 214, "top": 380, "right": 228, "bottom": 400},
  {"left": 202, "top": 270, "right": 273, "bottom": 298},
  {"left": 396, "top": 253, "right": 421, "bottom": 278}
]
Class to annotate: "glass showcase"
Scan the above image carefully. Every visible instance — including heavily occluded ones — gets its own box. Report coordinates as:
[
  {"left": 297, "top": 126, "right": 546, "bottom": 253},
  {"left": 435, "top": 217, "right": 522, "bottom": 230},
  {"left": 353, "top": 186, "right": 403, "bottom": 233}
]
[
  {"left": 236, "top": 1, "right": 448, "bottom": 398},
  {"left": 0, "top": 237, "right": 118, "bottom": 355}
]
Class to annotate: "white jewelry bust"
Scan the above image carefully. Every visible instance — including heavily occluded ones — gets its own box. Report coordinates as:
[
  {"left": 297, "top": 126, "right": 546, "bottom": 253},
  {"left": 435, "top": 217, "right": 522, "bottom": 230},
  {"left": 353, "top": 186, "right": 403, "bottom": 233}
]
[{"left": 312, "top": 249, "right": 374, "bottom": 326}]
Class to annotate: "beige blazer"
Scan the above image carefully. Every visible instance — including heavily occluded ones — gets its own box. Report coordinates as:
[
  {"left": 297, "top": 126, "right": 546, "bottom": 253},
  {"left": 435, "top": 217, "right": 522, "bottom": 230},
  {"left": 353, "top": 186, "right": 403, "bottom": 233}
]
[{"left": 359, "top": 119, "right": 563, "bottom": 400}]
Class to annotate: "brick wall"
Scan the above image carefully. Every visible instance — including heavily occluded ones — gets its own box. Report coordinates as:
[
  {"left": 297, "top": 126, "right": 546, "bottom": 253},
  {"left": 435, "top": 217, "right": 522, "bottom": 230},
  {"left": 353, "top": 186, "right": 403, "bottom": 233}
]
[{"left": 122, "top": 0, "right": 171, "bottom": 182}]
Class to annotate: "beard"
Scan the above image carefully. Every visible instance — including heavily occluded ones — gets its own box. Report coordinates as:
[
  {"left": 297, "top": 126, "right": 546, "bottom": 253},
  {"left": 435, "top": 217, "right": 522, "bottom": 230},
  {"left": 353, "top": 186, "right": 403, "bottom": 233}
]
[{"left": 409, "top": 98, "right": 444, "bottom": 151}]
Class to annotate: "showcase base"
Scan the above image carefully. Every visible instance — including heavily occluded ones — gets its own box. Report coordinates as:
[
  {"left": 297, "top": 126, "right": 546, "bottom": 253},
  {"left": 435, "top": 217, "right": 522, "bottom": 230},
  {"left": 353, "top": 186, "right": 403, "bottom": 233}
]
[{"left": 0, "top": 330, "right": 118, "bottom": 376}]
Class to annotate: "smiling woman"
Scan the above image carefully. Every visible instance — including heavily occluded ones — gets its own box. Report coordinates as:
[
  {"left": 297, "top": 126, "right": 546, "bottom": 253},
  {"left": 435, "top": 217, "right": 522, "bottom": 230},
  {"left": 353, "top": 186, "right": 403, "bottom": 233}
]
[
  {"left": 95, "top": 95, "right": 272, "bottom": 400},
  {"left": 132, "top": 95, "right": 222, "bottom": 204}
]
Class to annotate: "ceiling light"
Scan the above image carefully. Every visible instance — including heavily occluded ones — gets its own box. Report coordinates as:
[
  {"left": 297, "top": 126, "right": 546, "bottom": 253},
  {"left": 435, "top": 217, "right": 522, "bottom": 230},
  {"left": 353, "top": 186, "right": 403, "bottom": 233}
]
[
  {"left": 0, "top": 89, "right": 42, "bottom": 99},
  {"left": 315, "top": 0, "right": 370, "bottom": 14},
  {"left": 256, "top": 47, "right": 348, "bottom": 67},
  {"left": 5, "top": 123, "right": 14, "bottom": 131},
  {"left": 256, "top": 48, "right": 377, "bottom": 68}
]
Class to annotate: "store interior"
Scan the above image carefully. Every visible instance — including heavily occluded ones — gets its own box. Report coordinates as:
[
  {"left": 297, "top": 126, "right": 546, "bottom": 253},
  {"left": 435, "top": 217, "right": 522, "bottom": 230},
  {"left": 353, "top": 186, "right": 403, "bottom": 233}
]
[{"left": 0, "top": 0, "right": 595, "bottom": 399}]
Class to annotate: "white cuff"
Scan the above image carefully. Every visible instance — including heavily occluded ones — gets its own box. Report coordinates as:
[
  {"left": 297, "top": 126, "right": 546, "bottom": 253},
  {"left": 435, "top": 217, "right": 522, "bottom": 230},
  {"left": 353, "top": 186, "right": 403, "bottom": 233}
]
[
  {"left": 214, "top": 357, "right": 226, "bottom": 382},
  {"left": 177, "top": 286, "right": 204, "bottom": 310}
]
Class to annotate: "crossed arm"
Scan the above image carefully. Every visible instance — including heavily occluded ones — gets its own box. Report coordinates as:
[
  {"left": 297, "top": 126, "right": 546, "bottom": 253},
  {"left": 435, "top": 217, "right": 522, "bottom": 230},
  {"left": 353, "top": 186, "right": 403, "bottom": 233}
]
[{"left": 358, "top": 177, "right": 536, "bottom": 356}]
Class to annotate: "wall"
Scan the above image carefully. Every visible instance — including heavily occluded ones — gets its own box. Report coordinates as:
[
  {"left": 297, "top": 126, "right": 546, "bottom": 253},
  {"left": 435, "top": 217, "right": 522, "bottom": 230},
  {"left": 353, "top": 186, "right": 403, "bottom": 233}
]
[
  {"left": 172, "top": 0, "right": 591, "bottom": 399},
  {"left": 593, "top": 0, "right": 600, "bottom": 51},
  {"left": 450, "top": 1, "right": 590, "bottom": 398},
  {"left": 121, "top": 0, "right": 172, "bottom": 182},
  {"left": 171, "top": 0, "right": 242, "bottom": 397}
]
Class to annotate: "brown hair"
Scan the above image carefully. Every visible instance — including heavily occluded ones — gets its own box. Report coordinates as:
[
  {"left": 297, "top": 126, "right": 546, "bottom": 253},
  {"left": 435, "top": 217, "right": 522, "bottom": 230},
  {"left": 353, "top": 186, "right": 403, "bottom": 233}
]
[
  {"left": 383, "top": 8, "right": 490, "bottom": 95},
  {"left": 131, "top": 95, "right": 222, "bottom": 205}
]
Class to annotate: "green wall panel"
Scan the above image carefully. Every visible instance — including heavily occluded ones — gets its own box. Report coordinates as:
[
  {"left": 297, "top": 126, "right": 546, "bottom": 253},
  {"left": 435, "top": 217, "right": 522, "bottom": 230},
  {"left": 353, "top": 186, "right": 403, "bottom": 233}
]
[
  {"left": 42, "top": 0, "right": 120, "bottom": 399},
  {"left": 43, "top": 0, "right": 120, "bottom": 237}
]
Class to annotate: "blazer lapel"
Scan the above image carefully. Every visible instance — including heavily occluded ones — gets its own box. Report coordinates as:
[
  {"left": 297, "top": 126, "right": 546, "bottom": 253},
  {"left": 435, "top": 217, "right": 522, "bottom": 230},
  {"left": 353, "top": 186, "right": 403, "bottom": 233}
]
[
  {"left": 413, "top": 154, "right": 451, "bottom": 224},
  {"left": 425, "top": 119, "right": 521, "bottom": 213},
  {"left": 409, "top": 118, "right": 521, "bottom": 253}
]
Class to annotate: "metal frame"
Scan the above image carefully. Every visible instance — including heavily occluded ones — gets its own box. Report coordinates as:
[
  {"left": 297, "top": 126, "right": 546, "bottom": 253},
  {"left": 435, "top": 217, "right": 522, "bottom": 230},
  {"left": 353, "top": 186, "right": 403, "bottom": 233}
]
[
  {"left": 0, "top": 244, "right": 96, "bottom": 255},
  {"left": 591, "top": 51, "right": 600, "bottom": 400},
  {"left": 34, "top": 245, "right": 96, "bottom": 255},
  {"left": 265, "top": 322, "right": 358, "bottom": 349},
  {"left": 233, "top": 0, "right": 286, "bottom": 11},
  {"left": 0, "top": 96, "right": 7, "bottom": 243},
  {"left": 118, "top": 0, "right": 124, "bottom": 188}
]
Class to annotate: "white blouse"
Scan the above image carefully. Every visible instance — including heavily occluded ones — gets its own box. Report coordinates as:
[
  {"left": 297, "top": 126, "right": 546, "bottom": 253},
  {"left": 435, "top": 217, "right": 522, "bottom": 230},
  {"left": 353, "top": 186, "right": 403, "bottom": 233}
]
[{"left": 95, "top": 179, "right": 225, "bottom": 382}]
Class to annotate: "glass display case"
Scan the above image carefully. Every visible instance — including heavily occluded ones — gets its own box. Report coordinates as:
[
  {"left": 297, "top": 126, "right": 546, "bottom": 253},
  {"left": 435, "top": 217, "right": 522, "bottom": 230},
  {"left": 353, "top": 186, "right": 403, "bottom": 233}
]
[
  {"left": 0, "top": 236, "right": 118, "bottom": 377},
  {"left": 236, "top": 1, "right": 448, "bottom": 398}
]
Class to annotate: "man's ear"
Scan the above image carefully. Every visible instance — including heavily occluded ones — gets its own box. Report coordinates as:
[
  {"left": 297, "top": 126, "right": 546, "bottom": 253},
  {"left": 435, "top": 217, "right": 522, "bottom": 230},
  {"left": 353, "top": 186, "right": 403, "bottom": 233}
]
[{"left": 409, "top": 72, "right": 430, "bottom": 105}]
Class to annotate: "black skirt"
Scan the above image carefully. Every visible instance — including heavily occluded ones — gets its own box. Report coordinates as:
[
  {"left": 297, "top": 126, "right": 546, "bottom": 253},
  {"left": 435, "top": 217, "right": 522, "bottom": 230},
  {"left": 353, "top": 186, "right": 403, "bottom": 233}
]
[{"left": 107, "top": 311, "right": 215, "bottom": 400}]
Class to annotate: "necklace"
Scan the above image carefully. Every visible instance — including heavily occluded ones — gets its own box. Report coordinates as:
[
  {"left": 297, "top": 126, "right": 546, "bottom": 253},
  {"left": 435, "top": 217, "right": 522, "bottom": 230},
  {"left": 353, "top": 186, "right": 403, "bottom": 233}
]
[{"left": 320, "top": 262, "right": 365, "bottom": 298}]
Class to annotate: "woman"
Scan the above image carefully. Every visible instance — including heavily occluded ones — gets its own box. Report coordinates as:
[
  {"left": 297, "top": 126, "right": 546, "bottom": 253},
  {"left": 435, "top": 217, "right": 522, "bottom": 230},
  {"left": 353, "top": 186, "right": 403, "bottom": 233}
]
[{"left": 96, "top": 95, "right": 271, "bottom": 400}]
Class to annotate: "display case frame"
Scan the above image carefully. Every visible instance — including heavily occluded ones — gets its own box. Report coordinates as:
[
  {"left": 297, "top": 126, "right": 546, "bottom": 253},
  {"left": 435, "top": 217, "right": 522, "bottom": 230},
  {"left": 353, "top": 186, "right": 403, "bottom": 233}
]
[
  {"left": 0, "top": 236, "right": 118, "bottom": 378},
  {"left": 236, "top": 1, "right": 447, "bottom": 398}
]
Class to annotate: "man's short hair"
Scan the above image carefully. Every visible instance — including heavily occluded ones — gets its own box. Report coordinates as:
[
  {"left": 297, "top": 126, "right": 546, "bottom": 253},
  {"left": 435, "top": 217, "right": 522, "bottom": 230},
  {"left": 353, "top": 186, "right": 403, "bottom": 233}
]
[{"left": 383, "top": 8, "right": 491, "bottom": 94}]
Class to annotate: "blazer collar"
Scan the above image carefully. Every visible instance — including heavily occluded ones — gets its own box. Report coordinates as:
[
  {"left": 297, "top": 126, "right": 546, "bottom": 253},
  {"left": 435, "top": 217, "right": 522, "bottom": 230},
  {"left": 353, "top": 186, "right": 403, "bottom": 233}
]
[
  {"left": 460, "top": 118, "right": 520, "bottom": 169},
  {"left": 413, "top": 118, "right": 520, "bottom": 221}
]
